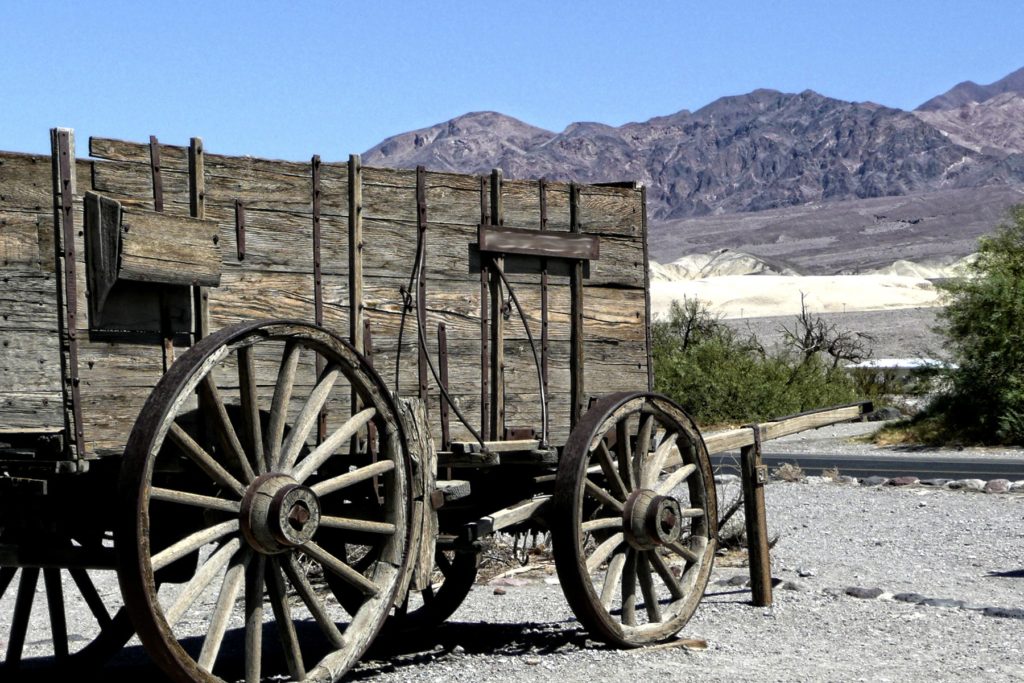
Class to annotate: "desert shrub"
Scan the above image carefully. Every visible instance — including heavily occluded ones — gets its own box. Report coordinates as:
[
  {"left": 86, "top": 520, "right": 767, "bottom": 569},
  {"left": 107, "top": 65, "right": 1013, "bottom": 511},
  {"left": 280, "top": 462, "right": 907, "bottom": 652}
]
[
  {"left": 924, "top": 205, "right": 1024, "bottom": 444},
  {"left": 653, "top": 297, "right": 859, "bottom": 424}
]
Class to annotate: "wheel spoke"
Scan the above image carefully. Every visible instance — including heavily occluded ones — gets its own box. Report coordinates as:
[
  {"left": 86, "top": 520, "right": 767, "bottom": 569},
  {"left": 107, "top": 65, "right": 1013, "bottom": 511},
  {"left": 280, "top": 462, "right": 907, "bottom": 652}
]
[
  {"left": 279, "top": 364, "right": 342, "bottom": 472},
  {"left": 600, "top": 551, "right": 627, "bottom": 609},
  {"left": 168, "top": 423, "right": 246, "bottom": 498},
  {"left": 436, "top": 552, "right": 453, "bottom": 577},
  {"left": 68, "top": 567, "right": 113, "bottom": 628},
  {"left": 583, "top": 478, "right": 624, "bottom": 513},
  {"left": 267, "top": 340, "right": 301, "bottom": 470},
  {"left": 595, "top": 441, "right": 629, "bottom": 501},
  {"left": 7, "top": 567, "right": 38, "bottom": 667},
  {"left": 621, "top": 549, "right": 637, "bottom": 626},
  {"left": 635, "top": 414, "right": 654, "bottom": 461},
  {"left": 198, "top": 548, "right": 251, "bottom": 673},
  {"left": 244, "top": 554, "right": 266, "bottom": 683},
  {"left": 616, "top": 420, "right": 635, "bottom": 490},
  {"left": 43, "top": 568, "right": 69, "bottom": 661},
  {"left": 643, "top": 432, "right": 678, "bottom": 489},
  {"left": 648, "top": 551, "right": 685, "bottom": 601},
  {"left": 302, "top": 541, "right": 380, "bottom": 597},
  {"left": 200, "top": 375, "right": 256, "bottom": 484},
  {"left": 291, "top": 406, "right": 377, "bottom": 483},
  {"left": 581, "top": 517, "right": 622, "bottom": 533},
  {"left": 165, "top": 538, "right": 242, "bottom": 626},
  {"left": 152, "top": 519, "right": 240, "bottom": 572},
  {"left": 655, "top": 462, "right": 696, "bottom": 496},
  {"left": 585, "top": 532, "right": 625, "bottom": 574},
  {"left": 151, "top": 487, "right": 242, "bottom": 513},
  {"left": 666, "top": 539, "right": 700, "bottom": 565},
  {"left": 637, "top": 552, "right": 662, "bottom": 623},
  {"left": 237, "top": 345, "right": 266, "bottom": 475},
  {"left": 281, "top": 555, "right": 346, "bottom": 649},
  {"left": 318, "top": 516, "right": 396, "bottom": 535},
  {"left": 266, "top": 558, "right": 305, "bottom": 681},
  {"left": 310, "top": 459, "right": 394, "bottom": 498}
]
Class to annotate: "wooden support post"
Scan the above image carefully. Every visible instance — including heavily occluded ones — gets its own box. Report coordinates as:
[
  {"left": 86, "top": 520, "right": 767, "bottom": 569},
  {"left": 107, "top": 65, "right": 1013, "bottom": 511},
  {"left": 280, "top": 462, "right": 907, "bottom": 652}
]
[
  {"left": 569, "top": 183, "right": 584, "bottom": 430},
  {"left": 741, "top": 434, "right": 773, "bottom": 607},
  {"left": 437, "top": 322, "right": 451, "bottom": 451},
  {"left": 349, "top": 155, "right": 365, "bottom": 444},
  {"left": 416, "top": 166, "right": 429, "bottom": 410},
  {"left": 50, "top": 128, "right": 84, "bottom": 460},
  {"left": 312, "top": 155, "right": 326, "bottom": 442},
  {"left": 479, "top": 176, "right": 490, "bottom": 441},
  {"left": 538, "top": 179, "right": 550, "bottom": 441},
  {"left": 151, "top": 135, "right": 176, "bottom": 371},
  {"left": 188, "top": 137, "right": 209, "bottom": 341},
  {"left": 641, "top": 185, "right": 654, "bottom": 392},
  {"left": 489, "top": 169, "right": 505, "bottom": 439}
]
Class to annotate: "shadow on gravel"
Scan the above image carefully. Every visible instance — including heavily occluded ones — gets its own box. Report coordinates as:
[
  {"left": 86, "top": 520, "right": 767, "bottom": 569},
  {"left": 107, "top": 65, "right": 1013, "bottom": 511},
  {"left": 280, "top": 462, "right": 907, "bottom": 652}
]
[
  {"left": 987, "top": 568, "right": 1024, "bottom": 579},
  {"left": 4, "top": 619, "right": 596, "bottom": 682}
]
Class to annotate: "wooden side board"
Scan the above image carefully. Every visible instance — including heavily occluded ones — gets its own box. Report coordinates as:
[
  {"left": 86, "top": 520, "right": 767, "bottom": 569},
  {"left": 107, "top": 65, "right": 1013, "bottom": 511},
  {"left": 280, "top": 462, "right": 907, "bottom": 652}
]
[{"left": 1, "top": 137, "right": 653, "bottom": 457}]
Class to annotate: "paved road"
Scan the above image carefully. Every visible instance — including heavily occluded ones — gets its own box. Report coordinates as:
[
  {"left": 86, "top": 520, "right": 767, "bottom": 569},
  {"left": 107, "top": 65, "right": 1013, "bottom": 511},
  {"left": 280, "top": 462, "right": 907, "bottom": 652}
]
[{"left": 712, "top": 452, "right": 1024, "bottom": 481}]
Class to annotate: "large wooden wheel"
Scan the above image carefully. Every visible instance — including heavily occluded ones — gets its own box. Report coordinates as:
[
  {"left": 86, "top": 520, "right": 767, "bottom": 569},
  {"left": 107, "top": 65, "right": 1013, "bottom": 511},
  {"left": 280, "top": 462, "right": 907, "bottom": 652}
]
[
  {"left": 117, "top": 320, "right": 413, "bottom": 683},
  {"left": 0, "top": 533, "right": 134, "bottom": 673},
  {"left": 551, "top": 392, "right": 717, "bottom": 647}
]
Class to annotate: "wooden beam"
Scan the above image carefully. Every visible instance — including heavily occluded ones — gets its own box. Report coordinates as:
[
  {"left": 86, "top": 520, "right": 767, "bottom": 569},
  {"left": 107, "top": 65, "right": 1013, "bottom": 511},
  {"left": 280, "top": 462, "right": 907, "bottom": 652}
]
[
  {"left": 489, "top": 169, "right": 504, "bottom": 439},
  {"left": 701, "top": 402, "right": 872, "bottom": 455},
  {"left": 742, "top": 440, "right": 772, "bottom": 606}
]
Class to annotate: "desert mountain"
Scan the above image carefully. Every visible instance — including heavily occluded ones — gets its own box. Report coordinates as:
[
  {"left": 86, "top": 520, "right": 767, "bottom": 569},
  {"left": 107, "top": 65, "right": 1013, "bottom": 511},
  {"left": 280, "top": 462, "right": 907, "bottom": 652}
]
[
  {"left": 363, "top": 67, "right": 1024, "bottom": 272},
  {"left": 916, "top": 66, "right": 1024, "bottom": 111}
]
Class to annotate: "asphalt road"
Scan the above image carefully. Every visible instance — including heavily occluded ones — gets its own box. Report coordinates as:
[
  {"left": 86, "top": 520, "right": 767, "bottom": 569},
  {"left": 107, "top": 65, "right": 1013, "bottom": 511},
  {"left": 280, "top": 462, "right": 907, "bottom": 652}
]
[{"left": 712, "top": 452, "right": 1024, "bottom": 481}]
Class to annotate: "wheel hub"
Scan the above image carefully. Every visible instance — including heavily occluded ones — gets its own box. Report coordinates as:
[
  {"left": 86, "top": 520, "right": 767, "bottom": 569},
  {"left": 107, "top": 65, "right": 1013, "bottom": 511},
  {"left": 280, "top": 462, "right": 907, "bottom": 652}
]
[
  {"left": 622, "top": 489, "right": 683, "bottom": 550},
  {"left": 240, "top": 473, "right": 322, "bottom": 554}
]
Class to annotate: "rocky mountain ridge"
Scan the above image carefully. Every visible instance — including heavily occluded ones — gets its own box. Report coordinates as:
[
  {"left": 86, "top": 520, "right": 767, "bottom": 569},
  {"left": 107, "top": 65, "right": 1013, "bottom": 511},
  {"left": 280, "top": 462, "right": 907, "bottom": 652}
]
[{"left": 363, "top": 67, "right": 1024, "bottom": 272}]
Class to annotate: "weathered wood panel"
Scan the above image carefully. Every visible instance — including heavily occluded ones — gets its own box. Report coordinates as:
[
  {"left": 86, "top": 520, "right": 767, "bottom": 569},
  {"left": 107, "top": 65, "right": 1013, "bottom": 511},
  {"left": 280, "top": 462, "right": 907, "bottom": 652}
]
[{"left": 1, "top": 211, "right": 53, "bottom": 269}]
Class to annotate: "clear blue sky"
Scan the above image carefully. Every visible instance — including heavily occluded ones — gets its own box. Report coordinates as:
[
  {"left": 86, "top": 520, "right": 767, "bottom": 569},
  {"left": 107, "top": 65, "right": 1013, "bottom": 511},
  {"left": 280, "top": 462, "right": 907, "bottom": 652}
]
[{"left": 3, "top": 0, "right": 1023, "bottom": 161}]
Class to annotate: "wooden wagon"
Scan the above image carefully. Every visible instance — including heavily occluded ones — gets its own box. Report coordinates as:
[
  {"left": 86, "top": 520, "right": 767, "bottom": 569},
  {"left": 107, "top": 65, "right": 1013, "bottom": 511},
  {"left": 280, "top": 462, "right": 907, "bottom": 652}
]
[{"left": 0, "top": 128, "right": 863, "bottom": 682}]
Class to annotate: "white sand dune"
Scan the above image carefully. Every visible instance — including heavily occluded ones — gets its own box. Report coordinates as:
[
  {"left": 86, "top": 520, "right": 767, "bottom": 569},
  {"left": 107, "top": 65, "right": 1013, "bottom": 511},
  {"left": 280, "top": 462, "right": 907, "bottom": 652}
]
[{"left": 650, "top": 274, "right": 943, "bottom": 320}]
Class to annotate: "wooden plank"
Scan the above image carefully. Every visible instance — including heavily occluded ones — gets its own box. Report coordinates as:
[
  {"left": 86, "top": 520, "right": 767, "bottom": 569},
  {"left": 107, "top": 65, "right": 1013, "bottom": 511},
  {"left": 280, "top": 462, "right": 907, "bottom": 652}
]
[
  {"left": 478, "top": 224, "right": 599, "bottom": 261},
  {"left": 702, "top": 403, "right": 871, "bottom": 455},
  {"left": 0, "top": 153, "right": 57, "bottom": 213}
]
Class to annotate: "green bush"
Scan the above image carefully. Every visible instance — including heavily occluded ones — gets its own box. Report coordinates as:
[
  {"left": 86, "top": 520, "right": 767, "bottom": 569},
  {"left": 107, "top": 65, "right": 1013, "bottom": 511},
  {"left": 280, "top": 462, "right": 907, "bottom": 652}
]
[
  {"left": 929, "top": 205, "right": 1024, "bottom": 444},
  {"left": 652, "top": 297, "right": 859, "bottom": 425}
]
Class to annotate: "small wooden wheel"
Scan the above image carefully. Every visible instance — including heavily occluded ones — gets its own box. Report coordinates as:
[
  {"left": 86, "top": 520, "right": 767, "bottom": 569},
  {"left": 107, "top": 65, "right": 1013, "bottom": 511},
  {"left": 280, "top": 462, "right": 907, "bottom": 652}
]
[
  {"left": 551, "top": 392, "right": 717, "bottom": 647},
  {"left": 0, "top": 533, "right": 134, "bottom": 673},
  {"left": 389, "top": 547, "right": 478, "bottom": 631},
  {"left": 118, "top": 320, "right": 413, "bottom": 683}
]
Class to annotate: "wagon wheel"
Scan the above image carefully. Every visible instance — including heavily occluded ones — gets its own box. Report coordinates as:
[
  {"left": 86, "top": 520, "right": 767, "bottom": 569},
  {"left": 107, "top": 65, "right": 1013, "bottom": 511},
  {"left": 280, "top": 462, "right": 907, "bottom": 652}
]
[
  {"left": 0, "top": 533, "right": 134, "bottom": 673},
  {"left": 389, "top": 547, "right": 478, "bottom": 631},
  {"left": 330, "top": 545, "right": 478, "bottom": 631},
  {"left": 551, "top": 392, "right": 717, "bottom": 647},
  {"left": 117, "top": 320, "right": 413, "bottom": 683}
]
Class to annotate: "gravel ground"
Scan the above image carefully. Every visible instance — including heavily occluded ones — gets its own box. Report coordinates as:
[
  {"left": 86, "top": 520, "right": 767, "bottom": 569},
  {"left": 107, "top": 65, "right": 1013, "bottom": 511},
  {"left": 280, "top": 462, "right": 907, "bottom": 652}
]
[
  {"left": 349, "top": 480, "right": 1023, "bottom": 683},
  {"left": 3, "top": 428, "right": 1022, "bottom": 682}
]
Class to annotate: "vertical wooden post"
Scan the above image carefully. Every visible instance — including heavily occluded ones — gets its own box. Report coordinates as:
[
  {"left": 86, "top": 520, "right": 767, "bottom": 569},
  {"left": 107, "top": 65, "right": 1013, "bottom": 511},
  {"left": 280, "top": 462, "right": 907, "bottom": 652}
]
[
  {"left": 349, "top": 155, "right": 365, "bottom": 442},
  {"left": 151, "top": 135, "right": 176, "bottom": 371},
  {"left": 741, "top": 432, "right": 773, "bottom": 607},
  {"left": 479, "top": 176, "right": 490, "bottom": 441},
  {"left": 569, "top": 183, "right": 584, "bottom": 430},
  {"left": 489, "top": 169, "right": 505, "bottom": 439},
  {"left": 311, "top": 155, "right": 326, "bottom": 442},
  {"left": 640, "top": 185, "right": 654, "bottom": 392},
  {"left": 538, "top": 179, "right": 550, "bottom": 444},
  {"left": 188, "top": 137, "right": 209, "bottom": 341},
  {"left": 437, "top": 322, "right": 451, "bottom": 451},
  {"left": 416, "top": 166, "right": 429, "bottom": 410},
  {"left": 50, "top": 128, "right": 84, "bottom": 460}
]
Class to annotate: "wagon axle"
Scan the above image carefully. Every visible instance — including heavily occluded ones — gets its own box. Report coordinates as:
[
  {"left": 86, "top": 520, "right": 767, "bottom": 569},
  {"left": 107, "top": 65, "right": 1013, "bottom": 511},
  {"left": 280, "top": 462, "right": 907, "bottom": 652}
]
[{"left": 623, "top": 489, "right": 684, "bottom": 551}]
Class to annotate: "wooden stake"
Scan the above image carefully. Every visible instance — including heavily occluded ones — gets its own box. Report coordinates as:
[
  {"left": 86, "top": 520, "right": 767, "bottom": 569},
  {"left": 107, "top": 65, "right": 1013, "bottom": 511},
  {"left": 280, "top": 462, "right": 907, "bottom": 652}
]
[{"left": 741, "top": 436, "right": 773, "bottom": 606}]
